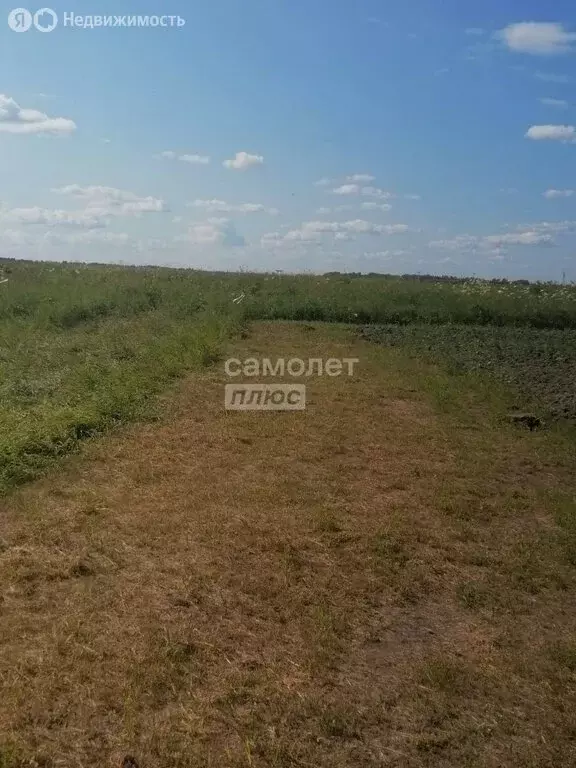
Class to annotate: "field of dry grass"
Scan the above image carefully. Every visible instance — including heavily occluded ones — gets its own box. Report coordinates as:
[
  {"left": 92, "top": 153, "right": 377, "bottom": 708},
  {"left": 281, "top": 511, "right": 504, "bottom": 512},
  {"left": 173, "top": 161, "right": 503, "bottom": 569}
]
[{"left": 1, "top": 321, "right": 575, "bottom": 767}]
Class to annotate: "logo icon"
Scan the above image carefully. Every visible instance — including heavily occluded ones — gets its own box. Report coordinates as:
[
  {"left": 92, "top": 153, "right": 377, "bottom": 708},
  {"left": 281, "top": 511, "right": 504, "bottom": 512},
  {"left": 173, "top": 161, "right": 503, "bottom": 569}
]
[
  {"left": 7, "top": 7, "right": 58, "bottom": 32},
  {"left": 8, "top": 8, "right": 32, "bottom": 31},
  {"left": 33, "top": 7, "right": 57, "bottom": 31}
]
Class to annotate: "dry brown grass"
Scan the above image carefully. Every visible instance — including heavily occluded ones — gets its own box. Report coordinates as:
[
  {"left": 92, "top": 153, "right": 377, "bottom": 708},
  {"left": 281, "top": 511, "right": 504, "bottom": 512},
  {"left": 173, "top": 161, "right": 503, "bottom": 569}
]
[{"left": 0, "top": 321, "right": 575, "bottom": 767}]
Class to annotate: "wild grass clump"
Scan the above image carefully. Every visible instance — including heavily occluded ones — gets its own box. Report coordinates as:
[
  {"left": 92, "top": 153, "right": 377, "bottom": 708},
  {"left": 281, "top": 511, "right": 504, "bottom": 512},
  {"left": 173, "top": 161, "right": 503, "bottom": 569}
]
[{"left": 0, "top": 258, "right": 246, "bottom": 492}]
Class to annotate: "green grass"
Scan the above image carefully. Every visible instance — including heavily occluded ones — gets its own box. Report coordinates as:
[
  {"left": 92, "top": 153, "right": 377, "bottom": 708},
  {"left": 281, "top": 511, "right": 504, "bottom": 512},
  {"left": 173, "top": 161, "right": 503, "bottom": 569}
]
[
  {"left": 0, "top": 311, "right": 236, "bottom": 493},
  {"left": 2, "top": 259, "right": 576, "bottom": 330},
  {"left": 1, "top": 256, "right": 575, "bottom": 493},
  {"left": 0, "top": 259, "right": 249, "bottom": 493},
  {"left": 242, "top": 274, "right": 576, "bottom": 328}
]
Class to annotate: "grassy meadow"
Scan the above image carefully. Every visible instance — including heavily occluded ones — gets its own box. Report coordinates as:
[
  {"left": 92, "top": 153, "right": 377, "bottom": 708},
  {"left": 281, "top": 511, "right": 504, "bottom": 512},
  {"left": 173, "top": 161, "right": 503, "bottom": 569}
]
[
  {"left": 1, "top": 257, "right": 575, "bottom": 493},
  {"left": 0, "top": 261, "right": 243, "bottom": 493},
  {"left": 1, "top": 258, "right": 576, "bottom": 766}
]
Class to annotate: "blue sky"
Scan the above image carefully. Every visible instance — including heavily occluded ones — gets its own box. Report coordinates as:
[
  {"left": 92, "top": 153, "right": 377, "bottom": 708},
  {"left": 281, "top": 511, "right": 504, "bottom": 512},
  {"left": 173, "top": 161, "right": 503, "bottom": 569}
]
[{"left": 2, "top": 1, "right": 576, "bottom": 279}]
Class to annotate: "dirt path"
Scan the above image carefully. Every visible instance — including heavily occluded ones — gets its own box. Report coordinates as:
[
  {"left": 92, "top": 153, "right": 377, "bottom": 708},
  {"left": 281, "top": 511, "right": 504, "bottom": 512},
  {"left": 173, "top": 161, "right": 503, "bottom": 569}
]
[{"left": 1, "top": 322, "right": 575, "bottom": 767}]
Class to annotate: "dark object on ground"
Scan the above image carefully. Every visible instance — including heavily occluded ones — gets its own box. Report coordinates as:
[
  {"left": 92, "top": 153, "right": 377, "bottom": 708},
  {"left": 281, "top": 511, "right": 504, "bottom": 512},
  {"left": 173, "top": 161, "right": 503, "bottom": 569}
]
[
  {"left": 302, "top": 324, "right": 316, "bottom": 332},
  {"left": 122, "top": 757, "right": 139, "bottom": 768},
  {"left": 509, "top": 413, "right": 542, "bottom": 431}
]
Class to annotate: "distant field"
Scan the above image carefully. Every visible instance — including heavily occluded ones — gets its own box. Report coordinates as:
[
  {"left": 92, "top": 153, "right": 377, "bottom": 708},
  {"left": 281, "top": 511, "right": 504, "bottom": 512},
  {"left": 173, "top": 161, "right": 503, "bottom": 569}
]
[
  {"left": 0, "top": 257, "right": 575, "bottom": 492},
  {"left": 243, "top": 273, "right": 576, "bottom": 329},
  {"left": 2, "top": 259, "right": 576, "bottom": 330}
]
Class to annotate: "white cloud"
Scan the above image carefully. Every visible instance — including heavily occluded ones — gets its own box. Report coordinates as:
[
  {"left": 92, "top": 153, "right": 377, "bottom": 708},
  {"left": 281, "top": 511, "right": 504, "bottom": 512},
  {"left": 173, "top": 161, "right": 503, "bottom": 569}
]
[
  {"left": 404, "top": 193, "right": 421, "bottom": 200},
  {"left": 157, "top": 150, "right": 210, "bottom": 164},
  {"left": 50, "top": 230, "right": 134, "bottom": 245},
  {"left": 314, "top": 177, "right": 331, "bottom": 186},
  {"left": 0, "top": 229, "right": 177, "bottom": 257},
  {"left": 0, "top": 94, "right": 76, "bottom": 135},
  {"left": 345, "top": 173, "right": 376, "bottom": 183},
  {"left": 520, "top": 220, "right": 576, "bottom": 234},
  {"left": 540, "top": 97, "right": 569, "bottom": 107},
  {"left": 331, "top": 184, "right": 392, "bottom": 199},
  {"left": 294, "top": 221, "right": 340, "bottom": 236},
  {"left": 543, "top": 188, "right": 575, "bottom": 198},
  {"left": 52, "top": 185, "right": 168, "bottom": 215},
  {"left": 345, "top": 220, "right": 409, "bottom": 234},
  {"left": 499, "top": 22, "right": 576, "bottom": 55},
  {"left": 0, "top": 207, "right": 104, "bottom": 229},
  {"left": 362, "top": 249, "right": 411, "bottom": 260},
  {"left": 429, "top": 235, "right": 479, "bottom": 251},
  {"left": 260, "top": 231, "right": 290, "bottom": 247},
  {"left": 116, "top": 199, "right": 166, "bottom": 214},
  {"left": 185, "top": 224, "right": 223, "bottom": 245},
  {"left": 179, "top": 218, "right": 246, "bottom": 247},
  {"left": 429, "top": 228, "right": 556, "bottom": 253},
  {"left": 179, "top": 154, "right": 211, "bottom": 165},
  {"left": 317, "top": 202, "right": 392, "bottom": 213},
  {"left": 484, "top": 231, "right": 554, "bottom": 246},
  {"left": 0, "top": 185, "right": 168, "bottom": 239},
  {"left": 363, "top": 186, "right": 392, "bottom": 199},
  {"left": 525, "top": 124, "right": 576, "bottom": 142},
  {"left": 223, "top": 151, "right": 264, "bottom": 170},
  {"left": 332, "top": 184, "right": 361, "bottom": 196},
  {"left": 188, "top": 199, "right": 278, "bottom": 215},
  {"left": 361, "top": 202, "right": 393, "bottom": 211},
  {"left": 262, "top": 219, "right": 410, "bottom": 246}
]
